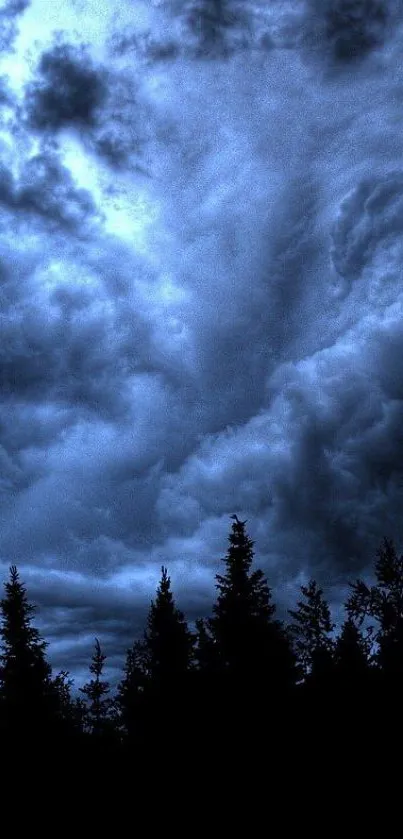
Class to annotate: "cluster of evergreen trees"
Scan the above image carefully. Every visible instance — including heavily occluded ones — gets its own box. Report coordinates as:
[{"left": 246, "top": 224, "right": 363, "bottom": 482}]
[{"left": 1, "top": 516, "right": 403, "bottom": 768}]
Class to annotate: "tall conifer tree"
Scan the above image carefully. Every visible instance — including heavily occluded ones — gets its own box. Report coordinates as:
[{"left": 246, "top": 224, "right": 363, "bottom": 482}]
[
  {"left": 288, "top": 579, "right": 335, "bottom": 687},
  {"left": 346, "top": 537, "right": 403, "bottom": 689},
  {"left": 0, "top": 565, "right": 55, "bottom": 744},
  {"left": 116, "top": 566, "right": 195, "bottom": 754},
  {"left": 199, "top": 517, "right": 297, "bottom": 701},
  {"left": 80, "top": 638, "right": 114, "bottom": 738}
]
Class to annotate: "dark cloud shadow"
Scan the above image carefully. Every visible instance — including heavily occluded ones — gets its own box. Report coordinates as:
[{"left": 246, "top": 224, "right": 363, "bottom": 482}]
[{"left": 25, "top": 41, "right": 108, "bottom": 131}]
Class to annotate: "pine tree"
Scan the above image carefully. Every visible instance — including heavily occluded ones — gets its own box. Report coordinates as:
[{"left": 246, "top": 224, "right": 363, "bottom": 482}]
[
  {"left": 331, "top": 618, "right": 376, "bottom": 754},
  {"left": 51, "top": 669, "right": 74, "bottom": 715},
  {"left": 288, "top": 579, "right": 335, "bottom": 687},
  {"left": 51, "top": 670, "right": 80, "bottom": 732},
  {"left": 334, "top": 618, "right": 374, "bottom": 683},
  {"left": 144, "top": 566, "right": 195, "bottom": 693},
  {"left": 287, "top": 579, "right": 336, "bottom": 754},
  {"left": 0, "top": 565, "right": 55, "bottom": 745},
  {"left": 79, "top": 638, "right": 113, "bottom": 739},
  {"left": 346, "top": 536, "right": 403, "bottom": 689},
  {"left": 195, "top": 616, "right": 220, "bottom": 673},
  {"left": 202, "top": 517, "right": 297, "bottom": 701},
  {"left": 116, "top": 567, "right": 195, "bottom": 754},
  {"left": 116, "top": 639, "right": 147, "bottom": 744}
]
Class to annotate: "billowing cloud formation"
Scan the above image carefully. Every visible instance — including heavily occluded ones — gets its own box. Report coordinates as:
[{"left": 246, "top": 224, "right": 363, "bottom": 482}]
[
  {"left": 0, "top": 150, "right": 100, "bottom": 232},
  {"left": 0, "top": 0, "right": 403, "bottom": 691},
  {"left": 25, "top": 41, "right": 107, "bottom": 131},
  {"left": 184, "top": 0, "right": 252, "bottom": 57},
  {"left": 324, "top": 0, "right": 388, "bottom": 62},
  {"left": 24, "top": 38, "right": 152, "bottom": 173},
  {"left": 331, "top": 172, "right": 403, "bottom": 279},
  {"left": 0, "top": 0, "right": 30, "bottom": 54}
]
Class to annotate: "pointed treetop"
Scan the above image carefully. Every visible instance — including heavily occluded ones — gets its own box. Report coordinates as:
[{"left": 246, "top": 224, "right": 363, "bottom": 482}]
[
  {"left": 230, "top": 514, "right": 247, "bottom": 526},
  {"left": 288, "top": 579, "right": 335, "bottom": 679},
  {"left": 346, "top": 536, "right": 403, "bottom": 632},
  {"left": 215, "top": 518, "right": 276, "bottom": 621},
  {"left": 0, "top": 563, "right": 55, "bottom": 733},
  {"left": 9, "top": 565, "right": 18, "bottom": 583},
  {"left": 334, "top": 617, "right": 374, "bottom": 672},
  {"left": 79, "top": 637, "right": 112, "bottom": 736},
  {"left": 200, "top": 517, "right": 296, "bottom": 688},
  {"left": 142, "top": 564, "right": 195, "bottom": 684},
  {"left": 1, "top": 563, "right": 48, "bottom": 652}
]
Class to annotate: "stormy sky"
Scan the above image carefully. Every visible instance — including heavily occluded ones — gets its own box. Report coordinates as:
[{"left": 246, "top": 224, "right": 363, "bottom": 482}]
[{"left": 1, "top": 0, "right": 403, "bottom": 690}]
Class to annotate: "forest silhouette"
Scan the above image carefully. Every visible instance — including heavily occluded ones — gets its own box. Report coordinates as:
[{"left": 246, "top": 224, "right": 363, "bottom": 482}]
[{"left": 1, "top": 516, "right": 402, "bottom": 787}]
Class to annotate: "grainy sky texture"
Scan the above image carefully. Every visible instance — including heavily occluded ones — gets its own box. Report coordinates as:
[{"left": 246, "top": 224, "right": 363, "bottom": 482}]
[{"left": 1, "top": 0, "right": 403, "bottom": 690}]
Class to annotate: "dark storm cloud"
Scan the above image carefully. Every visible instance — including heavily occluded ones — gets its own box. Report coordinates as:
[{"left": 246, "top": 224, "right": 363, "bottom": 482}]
[
  {"left": 109, "top": 0, "right": 258, "bottom": 66},
  {"left": 0, "top": 0, "right": 29, "bottom": 53},
  {"left": 0, "top": 75, "right": 11, "bottom": 103},
  {"left": 23, "top": 36, "right": 149, "bottom": 172},
  {"left": 331, "top": 172, "right": 403, "bottom": 280},
  {"left": 25, "top": 41, "right": 108, "bottom": 131},
  {"left": 148, "top": 83, "right": 403, "bottom": 626},
  {"left": 324, "top": 0, "right": 388, "bottom": 62},
  {"left": 3, "top": 0, "right": 403, "bottom": 693},
  {"left": 184, "top": 0, "right": 252, "bottom": 58},
  {"left": 91, "top": 70, "right": 151, "bottom": 171},
  {"left": 109, "top": 26, "right": 180, "bottom": 65},
  {"left": 0, "top": 194, "right": 200, "bottom": 588},
  {"left": 15, "top": 150, "right": 101, "bottom": 232},
  {"left": 305, "top": 0, "right": 394, "bottom": 66},
  {"left": 0, "top": 159, "right": 13, "bottom": 203},
  {"left": 0, "top": 245, "right": 159, "bottom": 416},
  {"left": 0, "top": 151, "right": 156, "bottom": 422},
  {"left": 17, "top": 572, "right": 153, "bottom": 689}
]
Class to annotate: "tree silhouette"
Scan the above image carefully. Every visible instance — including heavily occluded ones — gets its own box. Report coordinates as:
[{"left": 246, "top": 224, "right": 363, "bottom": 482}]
[
  {"left": 333, "top": 616, "right": 375, "bottom": 723},
  {"left": 334, "top": 617, "right": 374, "bottom": 681},
  {"left": 346, "top": 537, "right": 403, "bottom": 692},
  {"left": 0, "top": 565, "right": 56, "bottom": 747},
  {"left": 195, "top": 615, "right": 220, "bottom": 673},
  {"left": 50, "top": 669, "right": 85, "bottom": 741},
  {"left": 330, "top": 615, "right": 377, "bottom": 755},
  {"left": 5, "top": 524, "right": 403, "bottom": 772},
  {"left": 117, "top": 567, "right": 195, "bottom": 755},
  {"left": 143, "top": 566, "right": 195, "bottom": 691},
  {"left": 288, "top": 579, "right": 335, "bottom": 688},
  {"left": 116, "top": 638, "right": 149, "bottom": 750},
  {"left": 80, "top": 638, "right": 114, "bottom": 738},
  {"left": 199, "top": 517, "right": 297, "bottom": 725}
]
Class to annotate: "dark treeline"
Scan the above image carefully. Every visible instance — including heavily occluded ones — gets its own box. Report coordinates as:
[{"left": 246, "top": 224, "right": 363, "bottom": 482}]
[{"left": 1, "top": 516, "right": 403, "bottom": 779}]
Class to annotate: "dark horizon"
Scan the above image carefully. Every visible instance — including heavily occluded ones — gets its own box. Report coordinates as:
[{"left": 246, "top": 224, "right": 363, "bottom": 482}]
[
  {"left": 0, "top": 516, "right": 393, "bottom": 696},
  {"left": 1, "top": 515, "right": 401, "bottom": 797}
]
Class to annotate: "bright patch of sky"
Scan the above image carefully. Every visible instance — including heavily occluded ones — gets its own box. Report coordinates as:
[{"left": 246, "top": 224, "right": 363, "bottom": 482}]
[{"left": 0, "top": 0, "right": 159, "bottom": 253}]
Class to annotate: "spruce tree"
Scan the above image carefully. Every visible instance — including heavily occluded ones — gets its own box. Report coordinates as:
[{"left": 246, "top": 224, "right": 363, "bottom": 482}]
[
  {"left": 346, "top": 536, "right": 403, "bottom": 691},
  {"left": 288, "top": 579, "right": 335, "bottom": 687},
  {"left": 287, "top": 579, "right": 336, "bottom": 753},
  {"left": 50, "top": 669, "right": 82, "bottom": 737},
  {"left": 331, "top": 618, "right": 376, "bottom": 753},
  {"left": 117, "top": 567, "right": 195, "bottom": 754},
  {"left": 79, "top": 638, "right": 114, "bottom": 739},
  {"left": 195, "top": 616, "right": 220, "bottom": 674},
  {"left": 334, "top": 618, "right": 374, "bottom": 684},
  {"left": 144, "top": 566, "right": 195, "bottom": 693},
  {"left": 0, "top": 565, "right": 55, "bottom": 745},
  {"left": 116, "top": 638, "right": 150, "bottom": 752},
  {"left": 201, "top": 516, "right": 297, "bottom": 702}
]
